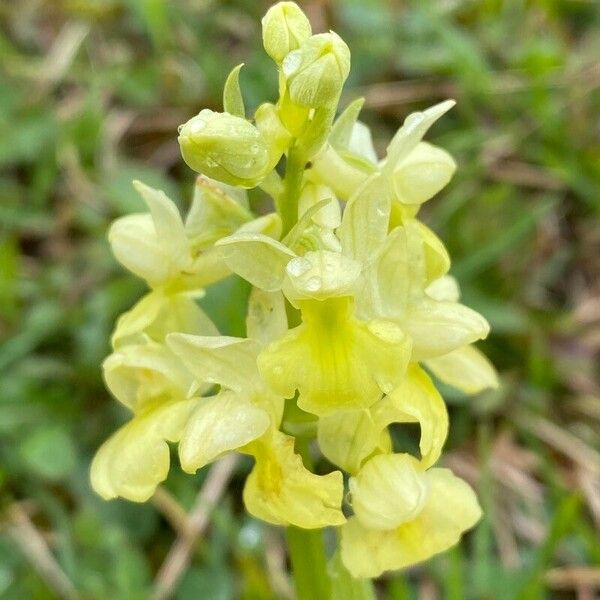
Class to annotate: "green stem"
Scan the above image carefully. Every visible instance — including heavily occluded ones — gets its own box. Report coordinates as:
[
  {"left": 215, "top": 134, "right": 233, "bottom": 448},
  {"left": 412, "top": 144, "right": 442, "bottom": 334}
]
[
  {"left": 285, "top": 438, "right": 331, "bottom": 600},
  {"left": 286, "top": 526, "right": 331, "bottom": 600},
  {"left": 279, "top": 144, "right": 305, "bottom": 237}
]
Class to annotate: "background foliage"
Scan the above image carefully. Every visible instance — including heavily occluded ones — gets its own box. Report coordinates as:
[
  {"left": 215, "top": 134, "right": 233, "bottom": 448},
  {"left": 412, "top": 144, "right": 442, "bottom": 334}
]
[{"left": 1, "top": 0, "right": 599, "bottom": 598}]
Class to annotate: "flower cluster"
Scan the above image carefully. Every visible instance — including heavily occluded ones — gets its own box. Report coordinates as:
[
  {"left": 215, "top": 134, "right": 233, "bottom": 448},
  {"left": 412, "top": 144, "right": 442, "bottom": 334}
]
[{"left": 91, "top": 1, "right": 498, "bottom": 579}]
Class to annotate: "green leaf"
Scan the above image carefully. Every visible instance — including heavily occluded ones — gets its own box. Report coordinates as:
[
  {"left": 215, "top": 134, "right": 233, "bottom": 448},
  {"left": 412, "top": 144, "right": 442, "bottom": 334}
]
[{"left": 20, "top": 426, "right": 76, "bottom": 481}]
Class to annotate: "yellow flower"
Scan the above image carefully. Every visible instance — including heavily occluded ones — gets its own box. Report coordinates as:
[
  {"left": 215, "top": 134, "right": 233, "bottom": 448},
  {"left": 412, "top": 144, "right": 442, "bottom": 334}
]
[
  {"left": 218, "top": 171, "right": 413, "bottom": 416},
  {"left": 310, "top": 100, "right": 456, "bottom": 203},
  {"left": 111, "top": 288, "right": 217, "bottom": 349},
  {"left": 108, "top": 181, "right": 192, "bottom": 288},
  {"left": 90, "top": 397, "right": 199, "bottom": 502},
  {"left": 166, "top": 307, "right": 287, "bottom": 472},
  {"left": 423, "top": 273, "right": 499, "bottom": 393},
  {"left": 243, "top": 429, "right": 345, "bottom": 528},
  {"left": 341, "top": 453, "right": 481, "bottom": 578},
  {"left": 166, "top": 333, "right": 282, "bottom": 424},
  {"left": 357, "top": 220, "right": 490, "bottom": 361},
  {"left": 258, "top": 296, "right": 411, "bottom": 416},
  {"left": 317, "top": 365, "right": 447, "bottom": 473},
  {"left": 108, "top": 179, "right": 259, "bottom": 295}
]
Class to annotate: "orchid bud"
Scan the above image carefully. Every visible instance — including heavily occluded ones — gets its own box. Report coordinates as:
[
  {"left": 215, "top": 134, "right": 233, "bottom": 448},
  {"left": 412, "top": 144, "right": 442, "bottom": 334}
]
[
  {"left": 262, "top": 1, "right": 312, "bottom": 64},
  {"left": 178, "top": 109, "right": 270, "bottom": 188},
  {"left": 283, "top": 32, "right": 350, "bottom": 108}
]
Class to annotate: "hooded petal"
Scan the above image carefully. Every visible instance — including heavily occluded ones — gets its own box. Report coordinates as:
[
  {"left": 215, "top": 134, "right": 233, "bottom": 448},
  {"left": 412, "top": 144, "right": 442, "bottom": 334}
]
[
  {"left": 112, "top": 290, "right": 218, "bottom": 349},
  {"left": 90, "top": 398, "right": 198, "bottom": 502},
  {"left": 425, "top": 345, "right": 499, "bottom": 394},
  {"left": 178, "top": 391, "right": 270, "bottom": 473},
  {"left": 283, "top": 250, "right": 361, "bottom": 303},
  {"left": 349, "top": 454, "right": 429, "bottom": 531},
  {"left": 108, "top": 183, "right": 191, "bottom": 286},
  {"left": 425, "top": 275, "right": 460, "bottom": 303},
  {"left": 404, "top": 298, "right": 490, "bottom": 361},
  {"left": 383, "top": 100, "right": 455, "bottom": 174},
  {"left": 392, "top": 142, "right": 456, "bottom": 205},
  {"left": 185, "top": 176, "right": 252, "bottom": 250},
  {"left": 341, "top": 467, "right": 481, "bottom": 578},
  {"left": 243, "top": 431, "right": 345, "bottom": 528},
  {"left": 103, "top": 343, "right": 195, "bottom": 412},
  {"left": 258, "top": 297, "right": 411, "bottom": 416}
]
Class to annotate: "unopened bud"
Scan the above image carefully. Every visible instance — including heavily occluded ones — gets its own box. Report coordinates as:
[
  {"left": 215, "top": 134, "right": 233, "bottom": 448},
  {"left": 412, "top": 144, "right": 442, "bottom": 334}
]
[
  {"left": 283, "top": 32, "right": 350, "bottom": 108},
  {"left": 262, "top": 1, "right": 312, "bottom": 63},
  {"left": 178, "top": 109, "right": 270, "bottom": 188}
]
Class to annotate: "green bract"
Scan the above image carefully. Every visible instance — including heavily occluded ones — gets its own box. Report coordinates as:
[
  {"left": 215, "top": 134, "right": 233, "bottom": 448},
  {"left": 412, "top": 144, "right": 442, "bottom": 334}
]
[{"left": 93, "top": 0, "right": 497, "bottom": 584}]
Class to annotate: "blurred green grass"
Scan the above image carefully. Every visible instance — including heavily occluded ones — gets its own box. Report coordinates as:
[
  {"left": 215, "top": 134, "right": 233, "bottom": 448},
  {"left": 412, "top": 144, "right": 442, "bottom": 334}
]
[{"left": 1, "top": 0, "right": 599, "bottom": 598}]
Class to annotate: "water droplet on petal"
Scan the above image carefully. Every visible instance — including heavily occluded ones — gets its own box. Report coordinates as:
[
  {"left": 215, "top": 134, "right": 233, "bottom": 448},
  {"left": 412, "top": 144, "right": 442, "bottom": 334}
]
[
  {"left": 305, "top": 276, "right": 322, "bottom": 292},
  {"left": 287, "top": 257, "right": 312, "bottom": 277}
]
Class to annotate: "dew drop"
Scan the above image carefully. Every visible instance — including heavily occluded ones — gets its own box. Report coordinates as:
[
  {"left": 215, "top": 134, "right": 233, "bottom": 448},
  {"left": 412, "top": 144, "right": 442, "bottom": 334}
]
[
  {"left": 287, "top": 257, "right": 312, "bottom": 277},
  {"left": 305, "top": 276, "right": 322, "bottom": 292}
]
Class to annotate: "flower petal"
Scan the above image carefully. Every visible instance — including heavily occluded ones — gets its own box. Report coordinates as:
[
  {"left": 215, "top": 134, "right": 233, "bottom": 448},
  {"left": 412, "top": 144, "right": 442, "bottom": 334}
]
[
  {"left": 243, "top": 431, "right": 345, "bottom": 528},
  {"left": 258, "top": 297, "right": 411, "bottom": 416},
  {"left": 392, "top": 142, "right": 456, "bottom": 205},
  {"left": 167, "top": 333, "right": 260, "bottom": 394},
  {"left": 317, "top": 408, "right": 381, "bottom": 474},
  {"left": 341, "top": 467, "right": 481, "bottom": 578},
  {"left": 404, "top": 298, "right": 490, "bottom": 361},
  {"left": 425, "top": 275, "right": 460, "bottom": 303},
  {"left": 374, "top": 365, "right": 448, "bottom": 469},
  {"left": 384, "top": 100, "right": 455, "bottom": 173},
  {"left": 90, "top": 398, "right": 198, "bottom": 502},
  {"left": 349, "top": 454, "right": 429, "bottom": 530},
  {"left": 103, "top": 343, "right": 195, "bottom": 412},
  {"left": 283, "top": 250, "right": 361, "bottom": 302},
  {"left": 112, "top": 290, "right": 217, "bottom": 349},
  {"left": 246, "top": 288, "right": 288, "bottom": 345},
  {"left": 178, "top": 391, "right": 270, "bottom": 473},
  {"left": 338, "top": 173, "right": 390, "bottom": 267},
  {"left": 216, "top": 232, "right": 296, "bottom": 291},
  {"left": 133, "top": 181, "right": 189, "bottom": 267},
  {"left": 185, "top": 176, "right": 252, "bottom": 249},
  {"left": 425, "top": 345, "right": 499, "bottom": 394}
]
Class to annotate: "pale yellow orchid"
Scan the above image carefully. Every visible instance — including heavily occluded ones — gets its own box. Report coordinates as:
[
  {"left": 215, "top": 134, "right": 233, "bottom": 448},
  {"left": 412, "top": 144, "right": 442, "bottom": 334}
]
[
  {"left": 217, "top": 172, "right": 412, "bottom": 417},
  {"left": 310, "top": 100, "right": 457, "bottom": 211},
  {"left": 341, "top": 453, "right": 481, "bottom": 578},
  {"left": 356, "top": 219, "right": 490, "bottom": 361},
  {"left": 165, "top": 291, "right": 345, "bottom": 528},
  {"left": 317, "top": 365, "right": 448, "bottom": 474},
  {"left": 93, "top": 2, "right": 497, "bottom": 587},
  {"left": 423, "top": 274, "right": 499, "bottom": 393}
]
